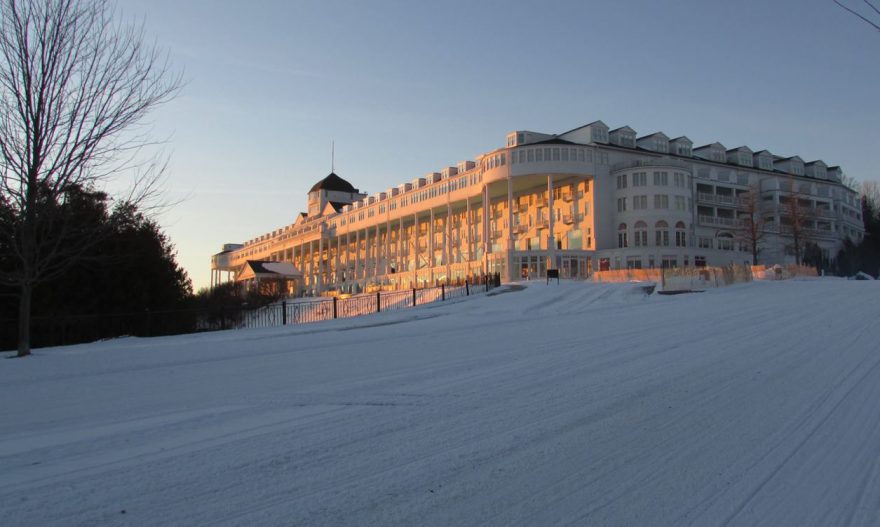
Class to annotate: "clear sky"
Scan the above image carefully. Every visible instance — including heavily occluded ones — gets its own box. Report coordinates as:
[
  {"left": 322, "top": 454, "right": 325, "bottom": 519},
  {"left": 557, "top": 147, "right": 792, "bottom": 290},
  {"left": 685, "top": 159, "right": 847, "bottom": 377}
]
[{"left": 115, "top": 0, "right": 880, "bottom": 291}]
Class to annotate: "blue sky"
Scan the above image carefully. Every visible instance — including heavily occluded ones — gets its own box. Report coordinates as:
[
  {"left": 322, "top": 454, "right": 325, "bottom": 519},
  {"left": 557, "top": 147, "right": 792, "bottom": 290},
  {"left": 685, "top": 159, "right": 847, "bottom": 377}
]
[{"left": 116, "top": 0, "right": 880, "bottom": 290}]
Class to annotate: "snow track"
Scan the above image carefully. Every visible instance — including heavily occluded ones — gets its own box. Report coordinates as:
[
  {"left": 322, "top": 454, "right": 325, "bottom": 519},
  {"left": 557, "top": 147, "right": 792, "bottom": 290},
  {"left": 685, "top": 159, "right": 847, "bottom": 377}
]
[{"left": 1, "top": 279, "right": 880, "bottom": 526}]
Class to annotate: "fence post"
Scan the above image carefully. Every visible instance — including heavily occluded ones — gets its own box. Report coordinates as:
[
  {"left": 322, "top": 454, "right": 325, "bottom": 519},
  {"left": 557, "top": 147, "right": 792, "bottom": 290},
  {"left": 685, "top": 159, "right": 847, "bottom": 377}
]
[
  {"left": 465, "top": 280, "right": 469, "bottom": 296},
  {"left": 333, "top": 296, "right": 338, "bottom": 319},
  {"left": 441, "top": 284, "right": 445, "bottom": 301},
  {"left": 282, "top": 301, "right": 287, "bottom": 325},
  {"left": 412, "top": 287, "right": 417, "bottom": 306},
  {"left": 376, "top": 291, "right": 381, "bottom": 313},
  {"left": 486, "top": 276, "right": 489, "bottom": 292}
]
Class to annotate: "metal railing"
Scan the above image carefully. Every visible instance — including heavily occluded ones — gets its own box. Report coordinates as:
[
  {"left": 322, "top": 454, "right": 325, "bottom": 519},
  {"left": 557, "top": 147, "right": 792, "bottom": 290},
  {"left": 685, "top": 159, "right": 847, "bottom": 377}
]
[
  {"left": 9, "top": 276, "right": 503, "bottom": 350},
  {"left": 698, "top": 215, "right": 742, "bottom": 228}
]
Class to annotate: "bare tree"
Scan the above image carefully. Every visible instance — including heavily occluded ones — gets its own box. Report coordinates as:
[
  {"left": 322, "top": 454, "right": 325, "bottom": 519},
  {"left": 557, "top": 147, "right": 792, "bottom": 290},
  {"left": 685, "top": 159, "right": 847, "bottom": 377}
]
[
  {"left": 780, "top": 179, "right": 820, "bottom": 265},
  {"left": 735, "top": 184, "right": 769, "bottom": 265},
  {"left": 862, "top": 180, "right": 880, "bottom": 215},
  {"left": 833, "top": 0, "right": 880, "bottom": 31},
  {"left": 0, "top": 0, "right": 181, "bottom": 357}
]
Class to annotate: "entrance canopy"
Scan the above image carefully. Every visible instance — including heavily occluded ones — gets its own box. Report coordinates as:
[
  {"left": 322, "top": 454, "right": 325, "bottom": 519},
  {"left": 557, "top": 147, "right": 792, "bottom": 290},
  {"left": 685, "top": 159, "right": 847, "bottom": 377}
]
[{"left": 237, "top": 260, "right": 303, "bottom": 282}]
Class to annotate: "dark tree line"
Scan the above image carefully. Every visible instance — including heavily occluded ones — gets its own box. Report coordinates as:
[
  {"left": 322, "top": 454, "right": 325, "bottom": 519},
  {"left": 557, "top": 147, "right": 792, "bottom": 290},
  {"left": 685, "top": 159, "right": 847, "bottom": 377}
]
[
  {"left": 832, "top": 193, "right": 880, "bottom": 277},
  {"left": 0, "top": 185, "right": 192, "bottom": 349}
]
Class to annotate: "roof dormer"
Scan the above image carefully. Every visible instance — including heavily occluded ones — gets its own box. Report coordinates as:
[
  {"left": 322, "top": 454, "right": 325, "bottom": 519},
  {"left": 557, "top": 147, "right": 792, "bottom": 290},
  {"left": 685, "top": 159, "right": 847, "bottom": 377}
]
[
  {"left": 774, "top": 155, "right": 805, "bottom": 176},
  {"left": 805, "top": 160, "right": 827, "bottom": 179},
  {"left": 609, "top": 126, "right": 636, "bottom": 148},
  {"left": 753, "top": 150, "right": 774, "bottom": 171},
  {"left": 694, "top": 142, "right": 727, "bottom": 163},
  {"left": 558, "top": 120, "right": 609, "bottom": 144},
  {"left": 637, "top": 132, "right": 670, "bottom": 153},
  {"left": 727, "top": 146, "right": 754, "bottom": 167},
  {"left": 506, "top": 130, "right": 554, "bottom": 146},
  {"left": 669, "top": 136, "right": 693, "bottom": 157}
]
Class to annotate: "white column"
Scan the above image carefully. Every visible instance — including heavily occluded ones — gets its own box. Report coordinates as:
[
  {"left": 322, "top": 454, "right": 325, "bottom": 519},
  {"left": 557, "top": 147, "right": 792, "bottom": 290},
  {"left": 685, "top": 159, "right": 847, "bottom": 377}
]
[
  {"left": 355, "top": 229, "right": 361, "bottom": 281},
  {"left": 429, "top": 208, "right": 435, "bottom": 284},
  {"left": 414, "top": 213, "right": 420, "bottom": 274},
  {"left": 317, "top": 237, "right": 324, "bottom": 292},
  {"left": 308, "top": 240, "right": 314, "bottom": 291},
  {"left": 446, "top": 202, "right": 452, "bottom": 279},
  {"left": 482, "top": 184, "right": 490, "bottom": 275},
  {"left": 507, "top": 176, "right": 514, "bottom": 282},
  {"left": 335, "top": 235, "right": 341, "bottom": 284},
  {"left": 548, "top": 175, "right": 556, "bottom": 269},
  {"left": 397, "top": 217, "right": 403, "bottom": 274},
  {"left": 466, "top": 197, "right": 472, "bottom": 263},
  {"left": 385, "top": 220, "right": 391, "bottom": 276}
]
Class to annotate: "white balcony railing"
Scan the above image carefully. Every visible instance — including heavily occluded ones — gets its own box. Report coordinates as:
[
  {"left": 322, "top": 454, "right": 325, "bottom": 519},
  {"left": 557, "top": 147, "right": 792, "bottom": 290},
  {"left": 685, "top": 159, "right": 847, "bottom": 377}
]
[{"left": 698, "top": 215, "right": 741, "bottom": 228}]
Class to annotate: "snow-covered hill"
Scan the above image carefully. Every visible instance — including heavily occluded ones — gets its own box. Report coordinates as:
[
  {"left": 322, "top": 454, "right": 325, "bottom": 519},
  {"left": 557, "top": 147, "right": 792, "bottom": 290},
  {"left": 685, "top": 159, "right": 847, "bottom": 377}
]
[{"left": 2, "top": 279, "right": 880, "bottom": 526}]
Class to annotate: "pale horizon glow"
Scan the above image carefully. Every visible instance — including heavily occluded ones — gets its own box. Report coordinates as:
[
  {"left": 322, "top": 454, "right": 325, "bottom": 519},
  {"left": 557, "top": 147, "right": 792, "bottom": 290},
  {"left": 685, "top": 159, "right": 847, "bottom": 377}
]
[{"left": 115, "top": 0, "right": 880, "bottom": 291}]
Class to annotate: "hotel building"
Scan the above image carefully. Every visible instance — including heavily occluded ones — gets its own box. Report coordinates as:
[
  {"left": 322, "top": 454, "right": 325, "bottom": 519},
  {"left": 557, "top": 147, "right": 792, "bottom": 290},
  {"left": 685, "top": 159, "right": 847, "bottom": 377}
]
[{"left": 210, "top": 120, "right": 864, "bottom": 294}]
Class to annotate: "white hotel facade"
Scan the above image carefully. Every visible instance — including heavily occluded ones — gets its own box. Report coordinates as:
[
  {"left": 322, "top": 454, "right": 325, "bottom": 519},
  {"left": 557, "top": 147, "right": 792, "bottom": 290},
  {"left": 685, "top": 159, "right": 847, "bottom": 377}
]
[{"left": 211, "top": 120, "right": 864, "bottom": 294}]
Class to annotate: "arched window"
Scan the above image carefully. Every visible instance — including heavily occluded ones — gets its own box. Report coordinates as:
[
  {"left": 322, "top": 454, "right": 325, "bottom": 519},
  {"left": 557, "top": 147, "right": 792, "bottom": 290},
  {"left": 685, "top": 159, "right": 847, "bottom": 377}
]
[
  {"left": 634, "top": 221, "right": 647, "bottom": 247},
  {"left": 675, "top": 221, "right": 687, "bottom": 247},
  {"left": 717, "top": 232, "right": 734, "bottom": 251},
  {"left": 655, "top": 220, "right": 669, "bottom": 247},
  {"left": 618, "top": 223, "right": 628, "bottom": 248}
]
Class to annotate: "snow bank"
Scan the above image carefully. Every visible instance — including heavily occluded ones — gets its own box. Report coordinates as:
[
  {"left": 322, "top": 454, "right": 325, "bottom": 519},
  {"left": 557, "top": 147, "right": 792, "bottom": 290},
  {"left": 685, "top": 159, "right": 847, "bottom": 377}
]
[{"left": 2, "top": 279, "right": 880, "bottom": 526}]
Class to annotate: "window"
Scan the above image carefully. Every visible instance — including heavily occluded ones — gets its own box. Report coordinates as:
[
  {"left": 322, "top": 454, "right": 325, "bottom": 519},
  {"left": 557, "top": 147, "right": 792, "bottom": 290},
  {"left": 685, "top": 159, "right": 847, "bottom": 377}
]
[
  {"left": 675, "top": 221, "right": 687, "bottom": 247},
  {"left": 633, "top": 172, "right": 647, "bottom": 187},
  {"left": 655, "top": 220, "right": 669, "bottom": 246},
  {"left": 634, "top": 221, "right": 648, "bottom": 247},
  {"left": 661, "top": 255, "right": 677, "bottom": 269},
  {"left": 717, "top": 233, "right": 734, "bottom": 251},
  {"left": 653, "top": 194, "right": 669, "bottom": 209},
  {"left": 617, "top": 223, "right": 628, "bottom": 248},
  {"left": 695, "top": 256, "right": 707, "bottom": 267},
  {"left": 626, "top": 256, "right": 642, "bottom": 269},
  {"left": 617, "top": 197, "right": 627, "bottom": 212},
  {"left": 698, "top": 237, "right": 712, "bottom": 249},
  {"left": 673, "top": 172, "right": 686, "bottom": 187},
  {"left": 633, "top": 195, "right": 648, "bottom": 210},
  {"left": 617, "top": 174, "right": 627, "bottom": 189},
  {"left": 675, "top": 196, "right": 686, "bottom": 211},
  {"left": 653, "top": 171, "right": 668, "bottom": 186}
]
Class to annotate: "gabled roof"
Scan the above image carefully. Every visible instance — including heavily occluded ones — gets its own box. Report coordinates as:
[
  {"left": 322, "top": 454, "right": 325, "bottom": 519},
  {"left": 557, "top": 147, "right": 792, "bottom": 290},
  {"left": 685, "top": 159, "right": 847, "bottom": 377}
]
[
  {"left": 609, "top": 126, "right": 636, "bottom": 134},
  {"left": 637, "top": 132, "right": 669, "bottom": 141},
  {"left": 753, "top": 149, "right": 773, "bottom": 156},
  {"left": 309, "top": 172, "right": 358, "bottom": 193},
  {"left": 531, "top": 137, "right": 579, "bottom": 145},
  {"left": 694, "top": 142, "right": 726, "bottom": 150},
  {"left": 669, "top": 136, "right": 692, "bottom": 143},
  {"left": 726, "top": 145, "right": 753, "bottom": 153},
  {"left": 774, "top": 155, "right": 804, "bottom": 163},
  {"left": 239, "top": 260, "right": 303, "bottom": 281},
  {"left": 559, "top": 120, "right": 608, "bottom": 135},
  {"left": 805, "top": 160, "right": 827, "bottom": 167}
]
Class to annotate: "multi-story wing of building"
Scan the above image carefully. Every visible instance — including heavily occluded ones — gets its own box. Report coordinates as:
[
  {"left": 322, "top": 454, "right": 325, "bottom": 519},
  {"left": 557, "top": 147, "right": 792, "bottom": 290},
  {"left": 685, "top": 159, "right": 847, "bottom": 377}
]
[{"left": 210, "top": 119, "right": 865, "bottom": 295}]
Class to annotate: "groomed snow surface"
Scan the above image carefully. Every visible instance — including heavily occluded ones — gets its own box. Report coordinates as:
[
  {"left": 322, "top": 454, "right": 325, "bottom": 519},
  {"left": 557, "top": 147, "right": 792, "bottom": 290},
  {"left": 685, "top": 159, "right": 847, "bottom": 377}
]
[{"left": 2, "top": 279, "right": 880, "bottom": 526}]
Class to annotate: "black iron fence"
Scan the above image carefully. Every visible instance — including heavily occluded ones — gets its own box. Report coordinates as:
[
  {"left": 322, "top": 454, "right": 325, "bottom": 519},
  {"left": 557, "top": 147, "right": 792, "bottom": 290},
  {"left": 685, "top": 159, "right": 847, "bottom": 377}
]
[{"left": 2, "top": 274, "right": 501, "bottom": 350}]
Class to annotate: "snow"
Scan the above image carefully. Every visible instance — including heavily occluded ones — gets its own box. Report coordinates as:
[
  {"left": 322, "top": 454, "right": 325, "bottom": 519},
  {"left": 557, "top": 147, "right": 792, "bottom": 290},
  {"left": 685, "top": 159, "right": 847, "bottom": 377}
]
[{"left": 2, "top": 279, "right": 880, "bottom": 526}]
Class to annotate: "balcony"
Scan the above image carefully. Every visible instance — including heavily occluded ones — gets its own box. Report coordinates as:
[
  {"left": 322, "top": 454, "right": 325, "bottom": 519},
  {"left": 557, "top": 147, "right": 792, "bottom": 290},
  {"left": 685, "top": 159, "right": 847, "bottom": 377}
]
[
  {"left": 535, "top": 198, "right": 548, "bottom": 208},
  {"left": 535, "top": 218, "right": 549, "bottom": 229},
  {"left": 562, "top": 215, "right": 574, "bottom": 225},
  {"left": 514, "top": 224, "right": 529, "bottom": 234},
  {"left": 697, "top": 192, "right": 736, "bottom": 206},
  {"left": 562, "top": 192, "right": 574, "bottom": 202},
  {"left": 698, "top": 215, "right": 741, "bottom": 228},
  {"left": 491, "top": 230, "right": 504, "bottom": 239}
]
